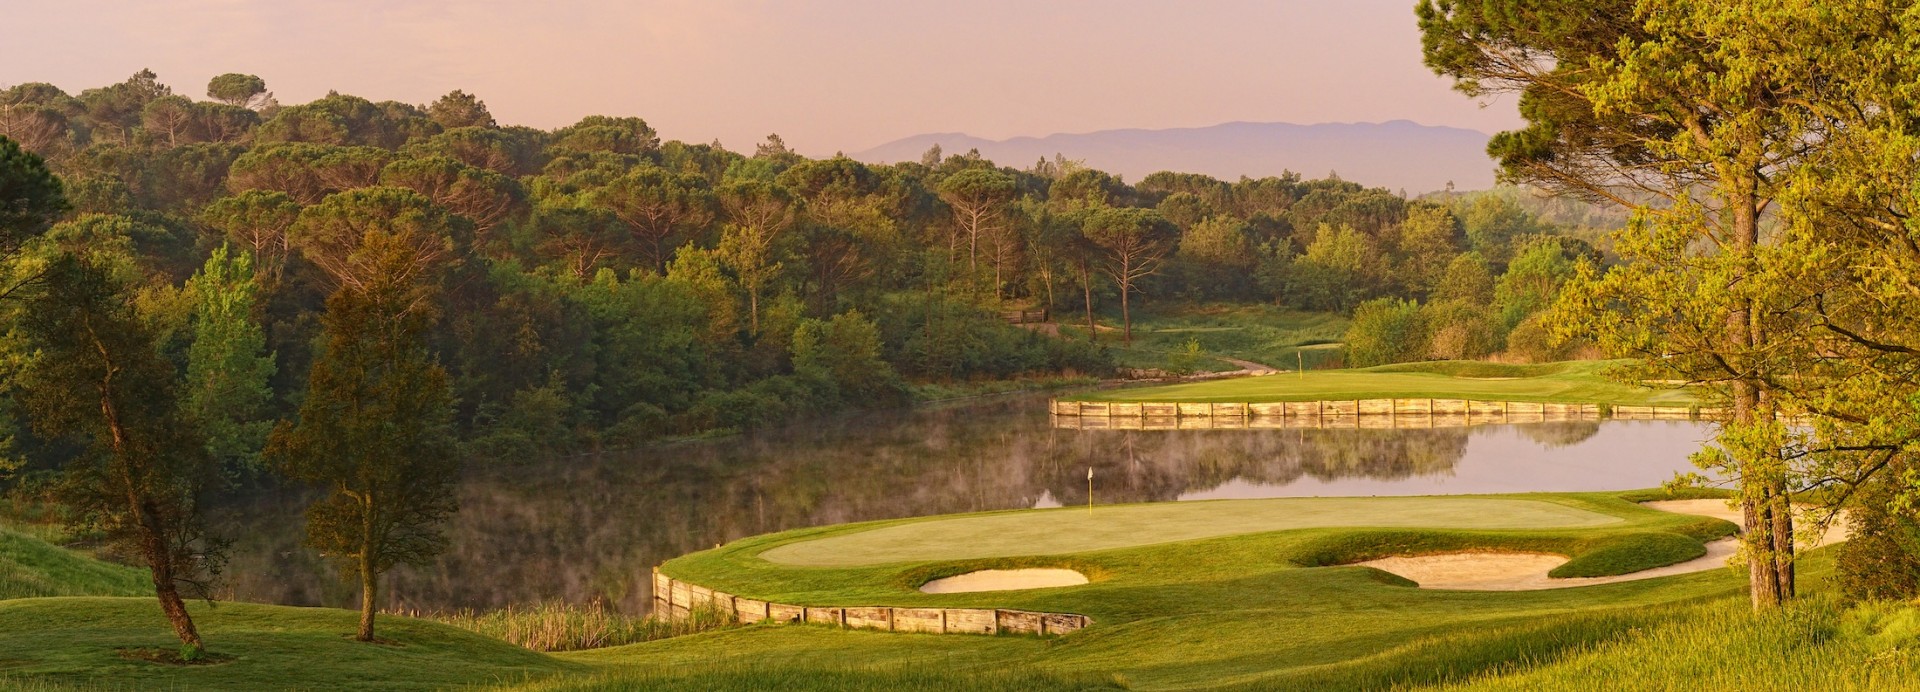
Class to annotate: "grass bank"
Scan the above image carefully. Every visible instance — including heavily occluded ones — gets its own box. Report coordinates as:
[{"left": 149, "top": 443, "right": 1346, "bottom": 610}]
[
  {"left": 1057, "top": 304, "right": 1349, "bottom": 374},
  {"left": 6, "top": 488, "right": 1910, "bottom": 690},
  {"left": 1069, "top": 359, "right": 1697, "bottom": 407}
]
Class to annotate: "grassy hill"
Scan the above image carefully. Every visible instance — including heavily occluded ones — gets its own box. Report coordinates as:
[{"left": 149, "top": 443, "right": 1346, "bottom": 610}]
[
  {"left": 2, "top": 490, "right": 1912, "bottom": 690},
  {"left": 1071, "top": 360, "right": 1698, "bottom": 407}
]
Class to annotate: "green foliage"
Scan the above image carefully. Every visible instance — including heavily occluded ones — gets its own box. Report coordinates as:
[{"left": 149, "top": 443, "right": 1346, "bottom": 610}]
[
  {"left": 1344, "top": 298, "right": 1428, "bottom": 367},
  {"left": 426, "top": 90, "right": 494, "bottom": 130},
  {"left": 1422, "top": 299, "right": 1500, "bottom": 361},
  {"left": 1290, "top": 223, "right": 1380, "bottom": 312},
  {"left": 9, "top": 250, "right": 218, "bottom": 648},
  {"left": 1505, "top": 312, "right": 1573, "bottom": 364},
  {"left": 268, "top": 218, "right": 460, "bottom": 641},
  {"left": 1431, "top": 252, "right": 1494, "bottom": 306},
  {"left": 1838, "top": 470, "right": 1920, "bottom": 602},
  {"left": 182, "top": 245, "right": 276, "bottom": 477},
  {"left": 205, "top": 73, "right": 268, "bottom": 108},
  {"left": 792, "top": 310, "right": 906, "bottom": 406},
  {"left": 0, "top": 136, "right": 68, "bottom": 248},
  {"left": 1493, "top": 235, "right": 1577, "bottom": 329}
]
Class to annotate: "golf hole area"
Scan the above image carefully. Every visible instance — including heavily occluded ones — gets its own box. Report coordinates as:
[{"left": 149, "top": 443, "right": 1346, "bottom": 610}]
[{"left": 918, "top": 568, "right": 1089, "bottom": 594}]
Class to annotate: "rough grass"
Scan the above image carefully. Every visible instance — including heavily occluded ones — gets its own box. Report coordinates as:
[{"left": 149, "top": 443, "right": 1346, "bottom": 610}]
[
  {"left": 507, "top": 663, "right": 1124, "bottom": 691},
  {"left": 1058, "top": 304, "right": 1350, "bottom": 373},
  {"left": 0, "top": 598, "right": 580, "bottom": 690},
  {"left": 419, "top": 601, "right": 738, "bottom": 652},
  {"left": 1444, "top": 596, "right": 1920, "bottom": 691},
  {"left": 1072, "top": 359, "right": 1697, "bottom": 406},
  {"left": 0, "top": 526, "right": 147, "bottom": 601}
]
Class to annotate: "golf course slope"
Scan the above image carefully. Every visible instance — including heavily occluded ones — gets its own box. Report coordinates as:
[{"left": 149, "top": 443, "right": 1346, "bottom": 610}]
[
  {"left": 2, "top": 489, "right": 1915, "bottom": 690},
  {"left": 759, "top": 496, "right": 1623, "bottom": 567},
  {"left": 1069, "top": 360, "right": 1697, "bottom": 406}
]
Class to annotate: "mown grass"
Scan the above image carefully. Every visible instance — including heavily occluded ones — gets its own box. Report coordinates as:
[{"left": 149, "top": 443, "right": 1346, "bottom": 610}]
[
  {"left": 666, "top": 491, "right": 1734, "bottom": 603},
  {"left": 756, "top": 496, "right": 1631, "bottom": 567},
  {"left": 1058, "top": 304, "right": 1350, "bottom": 373},
  {"left": 8, "top": 486, "right": 1909, "bottom": 690},
  {"left": 1072, "top": 359, "right": 1698, "bottom": 406}
]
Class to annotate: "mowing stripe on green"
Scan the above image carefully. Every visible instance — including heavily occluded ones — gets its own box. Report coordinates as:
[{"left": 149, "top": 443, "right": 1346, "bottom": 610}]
[{"left": 757, "top": 497, "right": 1623, "bottom": 567}]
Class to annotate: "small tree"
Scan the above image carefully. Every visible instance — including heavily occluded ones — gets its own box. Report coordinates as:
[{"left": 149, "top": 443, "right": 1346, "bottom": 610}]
[
  {"left": 206, "top": 73, "right": 270, "bottom": 110},
  {"left": 1344, "top": 298, "right": 1429, "bottom": 367},
  {"left": 183, "top": 244, "right": 277, "bottom": 476},
  {"left": 1080, "top": 207, "right": 1176, "bottom": 344},
  {"left": 14, "top": 252, "right": 220, "bottom": 653},
  {"left": 268, "top": 219, "right": 459, "bottom": 643}
]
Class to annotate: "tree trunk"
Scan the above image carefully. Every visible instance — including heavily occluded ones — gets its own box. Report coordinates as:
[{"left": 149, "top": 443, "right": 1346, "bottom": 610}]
[
  {"left": 142, "top": 505, "right": 204, "bottom": 651},
  {"left": 358, "top": 550, "right": 378, "bottom": 642},
  {"left": 1120, "top": 282, "right": 1132, "bottom": 345},
  {"left": 358, "top": 502, "right": 378, "bottom": 642},
  {"left": 748, "top": 288, "right": 760, "bottom": 335},
  {"left": 1727, "top": 175, "right": 1790, "bottom": 608},
  {"left": 97, "top": 357, "right": 204, "bottom": 651},
  {"left": 1080, "top": 262, "right": 1096, "bottom": 344}
]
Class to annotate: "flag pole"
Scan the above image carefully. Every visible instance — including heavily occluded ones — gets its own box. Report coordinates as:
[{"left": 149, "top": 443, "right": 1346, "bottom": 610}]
[{"left": 1087, "top": 467, "right": 1094, "bottom": 516}]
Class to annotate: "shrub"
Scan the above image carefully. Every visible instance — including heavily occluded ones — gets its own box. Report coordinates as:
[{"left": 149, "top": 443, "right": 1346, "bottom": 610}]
[
  {"left": 1422, "top": 299, "right": 1500, "bottom": 360},
  {"left": 1839, "top": 472, "right": 1920, "bottom": 602},
  {"left": 1504, "top": 312, "right": 1573, "bottom": 363},
  {"left": 1344, "top": 298, "right": 1428, "bottom": 367}
]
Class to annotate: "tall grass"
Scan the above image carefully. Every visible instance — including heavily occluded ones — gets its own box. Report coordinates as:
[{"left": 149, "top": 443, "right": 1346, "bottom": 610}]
[
  {"left": 1445, "top": 597, "right": 1920, "bottom": 690},
  {"left": 415, "top": 602, "right": 737, "bottom": 652},
  {"left": 502, "top": 664, "right": 1125, "bottom": 691}
]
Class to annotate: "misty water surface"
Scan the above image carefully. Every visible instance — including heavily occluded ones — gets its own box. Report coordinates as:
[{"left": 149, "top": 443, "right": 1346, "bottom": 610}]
[{"left": 214, "top": 394, "right": 1714, "bottom": 614}]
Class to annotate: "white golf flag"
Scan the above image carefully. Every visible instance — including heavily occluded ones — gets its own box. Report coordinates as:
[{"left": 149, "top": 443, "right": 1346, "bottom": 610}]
[{"left": 1088, "top": 467, "right": 1094, "bottom": 480}]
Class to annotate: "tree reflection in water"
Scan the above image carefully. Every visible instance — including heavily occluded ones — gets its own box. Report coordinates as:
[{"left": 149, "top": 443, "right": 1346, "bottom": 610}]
[{"left": 211, "top": 395, "right": 1704, "bottom": 615}]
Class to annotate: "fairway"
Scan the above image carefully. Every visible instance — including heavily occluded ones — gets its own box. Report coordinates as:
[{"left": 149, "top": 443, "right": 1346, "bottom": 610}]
[
  {"left": 757, "top": 497, "right": 1622, "bottom": 567},
  {"left": 1070, "top": 360, "right": 1697, "bottom": 406}
]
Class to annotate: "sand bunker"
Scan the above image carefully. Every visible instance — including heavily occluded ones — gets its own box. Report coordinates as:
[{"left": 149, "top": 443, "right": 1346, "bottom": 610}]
[
  {"left": 919, "top": 569, "right": 1088, "bottom": 594},
  {"left": 1356, "top": 539, "right": 1742, "bottom": 591},
  {"left": 1640, "top": 499, "right": 1849, "bottom": 547},
  {"left": 1354, "top": 499, "right": 1847, "bottom": 591}
]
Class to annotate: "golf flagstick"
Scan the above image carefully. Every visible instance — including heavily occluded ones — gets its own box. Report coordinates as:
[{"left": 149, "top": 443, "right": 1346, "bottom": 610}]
[{"left": 1088, "top": 467, "right": 1094, "bottom": 516}]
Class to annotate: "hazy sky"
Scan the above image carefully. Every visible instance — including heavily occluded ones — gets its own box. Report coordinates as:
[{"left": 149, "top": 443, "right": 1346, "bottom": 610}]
[{"left": 3, "top": 0, "right": 1525, "bottom": 155}]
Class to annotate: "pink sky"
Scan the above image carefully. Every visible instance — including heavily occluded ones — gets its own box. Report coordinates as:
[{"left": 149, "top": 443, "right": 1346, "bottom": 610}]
[{"left": 3, "top": 0, "right": 1525, "bottom": 155}]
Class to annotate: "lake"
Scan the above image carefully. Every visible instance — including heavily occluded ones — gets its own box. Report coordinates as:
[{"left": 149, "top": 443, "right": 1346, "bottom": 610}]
[{"left": 212, "top": 393, "right": 1716, "bottom": 614}]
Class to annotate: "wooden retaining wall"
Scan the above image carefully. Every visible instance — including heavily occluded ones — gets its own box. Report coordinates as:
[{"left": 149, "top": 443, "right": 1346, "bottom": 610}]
[
  {"left": 650, "top": 568, "right": 1090, "bottom": 637},
  {"left": 1051, "top": 397, "right": 1618, "bottom": 430},
  {"left": 1048, "top": 398, "right": 1811, "bottom": 430}
]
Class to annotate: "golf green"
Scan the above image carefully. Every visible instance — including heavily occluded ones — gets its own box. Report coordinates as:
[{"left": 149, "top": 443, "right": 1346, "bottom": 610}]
[{"left": 757, "top": 497, "right": 1623, "bottom": 567}]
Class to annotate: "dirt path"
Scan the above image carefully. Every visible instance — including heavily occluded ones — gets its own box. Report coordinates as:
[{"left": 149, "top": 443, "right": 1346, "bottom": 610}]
[
  {"left": 1216, "top": 356, "right": 1277, "bottom": 374},
  {"left": 1352, "top": 499, "right": 1848, "bottom": 591}
]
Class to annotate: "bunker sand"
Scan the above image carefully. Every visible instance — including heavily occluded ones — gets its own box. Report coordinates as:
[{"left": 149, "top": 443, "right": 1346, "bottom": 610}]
[
  {"left": 1358, "top": 499, "right": 1847, "bottom": 591},
  {"left": 918, "top": 569, "right": 1089, "bottom": 594}
]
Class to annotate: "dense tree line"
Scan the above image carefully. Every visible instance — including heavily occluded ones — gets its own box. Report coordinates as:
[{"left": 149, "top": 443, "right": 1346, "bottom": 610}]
[{"left": 0, "top": 69, "right": 1605, "bottom": 649}]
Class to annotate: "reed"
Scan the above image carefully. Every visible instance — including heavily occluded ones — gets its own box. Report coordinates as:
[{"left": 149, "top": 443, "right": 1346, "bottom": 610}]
[{"left": 413, "top": 601, "right": 736, "bottom": 652}]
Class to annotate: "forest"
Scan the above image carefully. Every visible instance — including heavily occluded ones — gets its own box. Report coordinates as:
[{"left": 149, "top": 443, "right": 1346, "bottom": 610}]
[
  {"left": 0, "top": 69, "right": 1602, "bottom": 473},
  {"left": 0, "top": 70, "right": 1613, "bottom": 648}
]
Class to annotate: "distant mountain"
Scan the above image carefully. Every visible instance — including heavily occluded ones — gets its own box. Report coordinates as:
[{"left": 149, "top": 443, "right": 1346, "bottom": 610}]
[{"left": 851, "top": 120, "right": 1496, "bottom": 194}]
